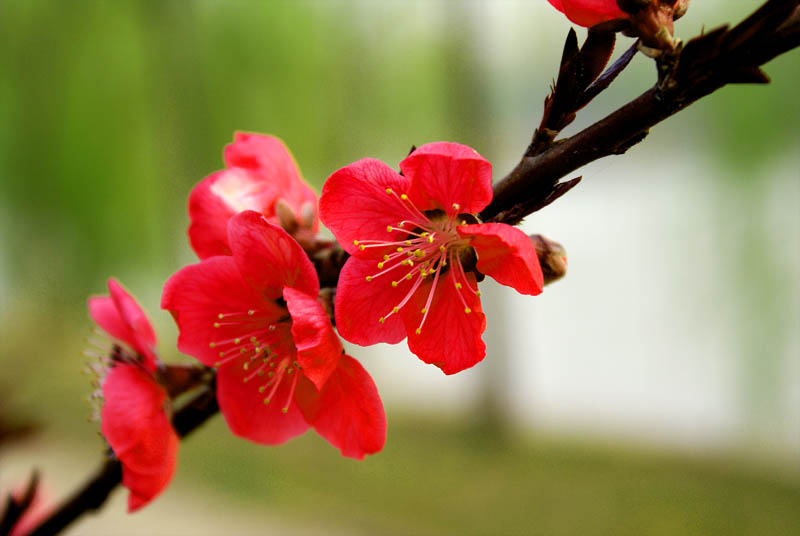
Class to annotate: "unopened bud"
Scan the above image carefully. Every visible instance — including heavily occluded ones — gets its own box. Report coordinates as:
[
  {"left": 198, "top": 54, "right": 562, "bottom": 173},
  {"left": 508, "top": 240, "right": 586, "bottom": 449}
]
[
  {"left": 274, "top": 199, "right": 299, "bottom": 234},
  {"left": 529, "top": 234, "right": 568, "bottom": 286}
]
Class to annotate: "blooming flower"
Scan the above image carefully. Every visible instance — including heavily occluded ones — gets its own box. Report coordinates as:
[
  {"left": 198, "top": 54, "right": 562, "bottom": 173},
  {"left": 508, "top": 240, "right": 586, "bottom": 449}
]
[
  {"left": 162, "top": 211, "right": 386, "bottom": 459},
  {"left": 546, "top": 0, "right": 628, "bottom": 27},
  {"left": 188, "top": 132, "right": 318, "bottom": 259},
  {"left": 87, "top": 278, "right": 178, "bottom": 512},
  {"left": 319, "top": 142, "right": 544, "bottom": 375}
]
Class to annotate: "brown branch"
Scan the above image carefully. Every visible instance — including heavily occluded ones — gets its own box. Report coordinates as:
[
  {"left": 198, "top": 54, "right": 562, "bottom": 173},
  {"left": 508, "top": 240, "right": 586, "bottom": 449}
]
[
  {"left": 482, "top": 0, "right": 800, "bottom": 224},
  {"left": 27, "top": 381, "right": 219, "bottom": 536}
]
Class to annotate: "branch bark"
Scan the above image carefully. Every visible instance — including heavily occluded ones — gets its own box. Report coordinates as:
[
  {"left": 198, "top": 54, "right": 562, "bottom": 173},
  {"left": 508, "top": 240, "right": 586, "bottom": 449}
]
[
  {"left": 481, "top": 0, "right": 800, "bottom": 224},
  {"left": 27, "top": 382, "right": 219, "bottom": 536}
]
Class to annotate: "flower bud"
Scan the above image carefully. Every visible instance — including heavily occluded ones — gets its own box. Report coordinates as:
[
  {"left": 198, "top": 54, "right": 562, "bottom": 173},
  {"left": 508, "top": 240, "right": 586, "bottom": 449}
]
[{"left": 529, "top": 234, "right": 568, "bottom": 285}]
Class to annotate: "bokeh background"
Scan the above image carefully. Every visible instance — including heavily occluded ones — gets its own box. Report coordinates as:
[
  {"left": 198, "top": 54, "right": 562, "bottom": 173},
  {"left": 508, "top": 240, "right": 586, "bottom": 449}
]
[{"left": 1, "top": 1, "right": 798, "bottom": 534}]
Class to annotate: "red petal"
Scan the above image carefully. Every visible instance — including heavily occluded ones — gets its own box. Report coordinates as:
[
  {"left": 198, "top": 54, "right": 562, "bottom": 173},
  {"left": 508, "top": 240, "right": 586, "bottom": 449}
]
[
  {"left": 89, "top": 279, "right": 157, "bottom": 370},
  {"left": 188, "top": 168, "right": 281, "bottom": 259},
  {"left": 458, "top": 223, "right": 544, "bottom": 296},
  {"left": 548, "top": 0, "right": 627, "bottom": 27},
  {"left": 216, "top": 353, "right": 311, "bottom": 445},
  {"left": 296, "top": 354, "right": 386, "bottom": 459},
  {"left": 108, "top": 279, "right": 157, "bottom": 369},
  {"left": 319, "top": 158, "right": 412, "bottom": 256},
  {"left": 100, "top": 365, "right": 178, "bottom": 512},
  {"left": 400, "top": 142, "right": 493, "bottom": 217},
  {"left": 334, "top": 257, "right": 409, "bottom": 346},
  {"left": 403, "top": 272, "right": 487, "bottom": 374},
  {"left": 224, "top": 132, "right": 319, "bottom": 231},
  {"left": 227, "top": 211, "right": 319, "bottom": 299},
  {"left": 161, "top": 256, "right": 283, "bottom": 367},
  {"left": 284, "top": 286, "right": 342, "bottom": 390}
]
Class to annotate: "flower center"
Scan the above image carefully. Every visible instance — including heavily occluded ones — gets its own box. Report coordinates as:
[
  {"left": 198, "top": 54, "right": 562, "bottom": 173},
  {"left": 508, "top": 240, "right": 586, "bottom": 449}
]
[
  {"left": 353, "top": 188, "right": 481, "bottom": 334},
  {"left": 210, "top": 308, "right": 300, "bottom": 413}
]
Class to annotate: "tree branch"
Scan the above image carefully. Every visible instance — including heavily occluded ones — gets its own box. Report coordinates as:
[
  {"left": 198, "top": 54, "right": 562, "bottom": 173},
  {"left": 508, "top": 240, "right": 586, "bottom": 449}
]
[
  {"left": 482, "top": 0, "right": 800, "bottom": 224},
  {"left": 27, "top": 381, "right": 219, "bottom": 536}
]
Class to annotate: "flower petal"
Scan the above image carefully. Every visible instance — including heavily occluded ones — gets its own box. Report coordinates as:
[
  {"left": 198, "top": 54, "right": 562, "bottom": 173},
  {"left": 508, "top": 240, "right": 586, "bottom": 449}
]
[
  {"left": 296, "top": 354, "right": 386, "bottom": 459},
  {"left": 89, "top": 279, "right": 157, "bottom": 370},
  {"left": 284, "top": 286, "right": 342, "bottom": 390},
  {"left": 224, "top": 132, "right": 319, "bottom": 231},
  {"left": 400, "top": 142, "right": 493, "bottom": 217},
  {"left": 188, "top": 168, "right": 281, "bottom": 259},
  {"left": 216, "top": 353, "right": 311, "bottom": 445},
  {"left": 403, "top": 272, "right": 487, "bottom": 374},
  {"left": 319, "top": 158, "right": 412, "bottom": 256},
  {"left": 548, "top": 0, "right": 627, "bottom": 27},
  {"left": 334, "top": 257, "right": 409, "bottom": 346},
  {"left": 458, "top": 223, "right": 544, "bottom": 296},
  {"left": 108, "top": 278, "right": 157, "bottom": 369},
  {"left": 161, "top": 256, "right": 283, "bottom": 367},
  {"left": 100, "top": 365, "right": 178, "bottom": 512},
  {"left": 227, "top": 211, "right": 319, "bottom": 299}
]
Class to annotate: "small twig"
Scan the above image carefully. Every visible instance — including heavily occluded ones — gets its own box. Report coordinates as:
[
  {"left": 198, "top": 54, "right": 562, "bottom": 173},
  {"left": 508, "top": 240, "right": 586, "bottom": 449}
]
[
  {"left": 27, "top": 381, "right": 219, "bottom": 536},
  {"left": 483, "top": 0, "right": 800, "bottom": 223}
]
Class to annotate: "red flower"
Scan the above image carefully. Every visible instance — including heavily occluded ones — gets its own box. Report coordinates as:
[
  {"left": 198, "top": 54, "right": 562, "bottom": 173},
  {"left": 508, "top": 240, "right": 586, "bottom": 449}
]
[
  {"left": 87, "top": 279, "right": 178, "bottom": 512},
  {"left": 188, "top": 132, "right": 318, "bottom": 259},
  {"left": 546, "top": 0, "right": 627, "bottom": 27},
  {"left": 162, "top": 211, "right": 386, "bottom": 459},
  {"left": 319, "top": 142, "right": 544, "bottom": 375}
]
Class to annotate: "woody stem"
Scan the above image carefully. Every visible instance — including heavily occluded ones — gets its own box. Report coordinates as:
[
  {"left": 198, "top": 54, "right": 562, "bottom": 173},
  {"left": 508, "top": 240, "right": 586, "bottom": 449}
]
[{"left": 26, "top": 378, "right": 219, "bottom": 536}]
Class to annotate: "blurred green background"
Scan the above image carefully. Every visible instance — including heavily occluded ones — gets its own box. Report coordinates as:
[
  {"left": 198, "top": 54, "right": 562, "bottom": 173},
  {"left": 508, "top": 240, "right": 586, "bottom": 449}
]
[{"left": 1, "top": 1, "right": 798, "bottom": 534}]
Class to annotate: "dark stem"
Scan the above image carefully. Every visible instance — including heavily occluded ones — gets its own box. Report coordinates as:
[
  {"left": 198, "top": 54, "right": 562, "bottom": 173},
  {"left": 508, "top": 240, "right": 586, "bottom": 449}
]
[
  {"left": 482, "top": 0, "right": 800, "bottom": 223},
  {"left": 27, "top": 381, "right": 219, "bottom": 536}
]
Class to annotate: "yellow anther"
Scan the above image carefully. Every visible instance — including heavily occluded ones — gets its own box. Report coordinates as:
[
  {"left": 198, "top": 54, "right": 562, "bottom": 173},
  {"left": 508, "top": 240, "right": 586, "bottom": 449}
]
[
  {"left": 234, "top": 338, "right": 241, "bottom": 344},
  {"left": 464, "top": 307, "right": 472, "bottom": 314},
  {"left": 243, "top": 377, "right": 249, "bottom": 383},
  {"left": 397, "top": 247, "right": 403, "bottom": 252},
  {"left": 353, "top": 240, "right": 359, "bottom": 245},
  {"left": 250, "top": 336, "right": 258, "bottom": 342},
  {"left": 209, "top": 342, "right": 216, "bottom": 348},
  {"left": 452, "top": 203, "right": 460, "bottom": 210},
  {"left": 258, "top": 370, "right": 265, "bottom": 376},
  {"left": 405, "top": 240, "right": 412, "bottom": 245},
  {"left": 415, "top": 328, "right": 421, "bottom": 334},
  {"left": 365, "top": 275, "right": 373, "bottom": 282},
  {"left": 476, "top": 291, "right": 482, "bottom": 297},
  {"left": 461, "top": 220, "right": 467, "bottom": 225},
  {"left": 439, "top": 245, "right": 446, "bottom": 252},
  {"left": 421, "top": 307, "right": 427, "bottom": 314},
  {"left": 377, "top": 262, "right": 384, "bottom": 269},
  {"left": 428, "top": 236, "right": 434, "bottom": 243},
  {"left": 391, "top": 281, "right": 399, "bottom": 287},
  {"left": 214, "top": 361, "right": 222, "bottom": 367},
  {"left": 243, "top": 362, "right": 250, "bottom": 370},
  {"left": 359, "top": 245, "right": 366, "bottom": 251},
  {"left": 387, "top": 225, "right": 393, "bottom": 232},
  {"left": 384, "top": 254, "right": 390, "bottom": 261},
  {"left": 455, "top": 283, "right": 462, "bottom": 289},
  {"left": 218, "top": 313, "right": 224, "bottom": 319},
  {"left": 219, "top": 352, "right": 225, "bottom": 358},
  {"left": 386, "top": 188, "right": 393, "bottom": 194},
  {"left": 414, "top": 249, "right": 425, "bottom": 258},
  {"left": 269, "top": 325, "right": 276, "bottom": 331},
  {"left": 379, "top": 317, "right": 386, "bottom": 324},
  {"left": 248, "top": 310, "right": 255, "bottom": 316},
  {"left": 421, "top": 232, "right": 428, "bottom": 237},
  {"left": 240, "top": 348, "right": 246, "bottom": 354},
  {"left": 392, "top": 306, "right": 399, "bottom": 313},
  {"left": 405, "top": 273, "right": 413, "bottom": 280},
  {"left": 213, "top": 322, "right": 220, "bottom": 328},
  {"left": 400, "top": 194, "right": 408, "bottom": 200},
  {"left": 281, "top": 407, "right": 289, "bottom": 414},
  {"left": 259, "top": 386, "right": 266, "bottom": 393},
  {"left": 263, "top": 398, "right": 270, "bottom": 405}
]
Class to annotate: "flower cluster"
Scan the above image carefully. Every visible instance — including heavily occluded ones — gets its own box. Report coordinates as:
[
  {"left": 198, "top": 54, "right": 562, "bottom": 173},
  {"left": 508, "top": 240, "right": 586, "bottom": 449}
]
[{"left": 87, "top": 131, "right": 554, "bottom": 513}]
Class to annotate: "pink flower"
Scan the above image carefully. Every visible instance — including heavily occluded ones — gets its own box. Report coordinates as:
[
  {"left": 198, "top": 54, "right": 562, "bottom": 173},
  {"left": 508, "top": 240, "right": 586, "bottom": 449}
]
[
  {"left": 88, "top": 279, "right": 178, "bottom": 512},
  {"left": 546, "top": 0, "right": 628, "bottom": 27},
  {"left": 162, "top": 211, "right": 386, "bottom": 459},
  {"left": 319, "top": 142, "right": 544, "bottom": 375},
  {"left": 188, "top": 132, "right": 318, "bottom": 259}
]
